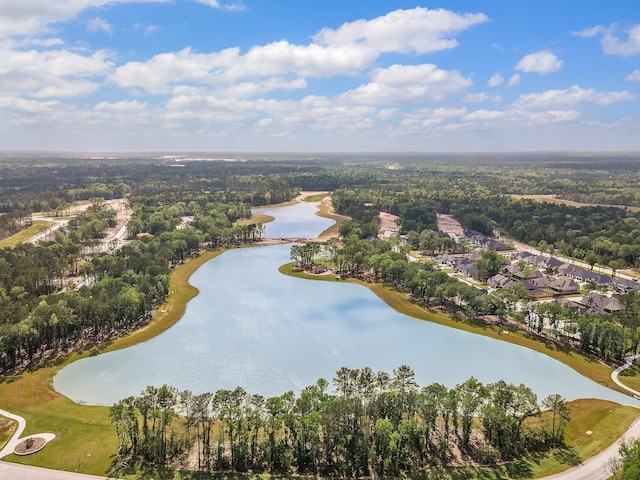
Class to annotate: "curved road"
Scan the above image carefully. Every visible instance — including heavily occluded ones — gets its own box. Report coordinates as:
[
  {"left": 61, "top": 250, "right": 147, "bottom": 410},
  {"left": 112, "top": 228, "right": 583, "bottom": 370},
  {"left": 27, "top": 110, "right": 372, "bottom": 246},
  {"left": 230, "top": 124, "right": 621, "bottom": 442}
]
[{"left": 0, "top": 408, "right": 109, "bottom": 480}]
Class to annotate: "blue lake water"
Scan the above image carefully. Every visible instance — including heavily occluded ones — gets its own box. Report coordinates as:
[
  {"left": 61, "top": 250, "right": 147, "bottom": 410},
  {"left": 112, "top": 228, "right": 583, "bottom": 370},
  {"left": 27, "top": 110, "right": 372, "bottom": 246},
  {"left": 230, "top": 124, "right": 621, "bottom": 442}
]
[{"left": 54, "top": 201, "right": 637, "bottom": 407}]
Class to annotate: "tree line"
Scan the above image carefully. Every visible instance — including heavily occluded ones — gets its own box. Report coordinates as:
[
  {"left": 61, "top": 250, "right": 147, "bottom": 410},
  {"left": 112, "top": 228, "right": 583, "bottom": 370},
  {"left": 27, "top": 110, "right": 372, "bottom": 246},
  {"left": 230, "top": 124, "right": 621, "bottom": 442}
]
[{"left": 110, "top": 366, "right": 569, "bottom": 476}]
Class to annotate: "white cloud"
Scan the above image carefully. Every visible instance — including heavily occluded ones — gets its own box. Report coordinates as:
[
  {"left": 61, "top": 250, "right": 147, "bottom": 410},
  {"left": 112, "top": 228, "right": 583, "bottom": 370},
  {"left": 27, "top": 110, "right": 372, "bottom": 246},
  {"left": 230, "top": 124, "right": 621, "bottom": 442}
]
[
  {"left": 572, "top": 25, "right": 606, "bottom": 38},
  {"left": 0, "top": 47, "right": 111, "bottom": 97},
  {"left": 103, "top": 6, "right": 488, "bottom": 98},
  {"left": 626, "top": 69, "right": 640, "bottom": 81},
  {"left": 400, "top": 107, "right": 467, "bottom": 128},
  {"left": 601, "top": 24, "right": 640, "bottom": 56},
  {"left": 0, "top": 0, "right": 169, "bottom": 37},
  {"left": 111, "top": 41, "right": 380, "bottom": 94},
  {"left": 195, "top": 0, "right": 246, "bottom": 11},
  {"left": 507, "top": 74, "right": 521, "bottom": 87},
  {"left": 343, "top": 64, "right": 472, "bottom": 105},
  {"left": 236, "top": 41, "right": 377, "bottom": 78},
  {"left": 110, "top": 47, "right": 239, "bottom": 92},
  {"left": 515, "top": 51, "right": 563, "bottom": 75},
  {"left": 487, "top": 73, "right": 503, "bottom": 87},
  {"left": 87, "top": 18, "right": 112, "bottom": 34},
  {"left": 0, "top": 95, "right": 59, "bottom": 114},
  {"left": 94, "top": 100, "right": 147, "bottom": 111},
  {"left": 220, "top": 77, "right": 307, "bottom": 98},
  {"left": 313, "top": 7, "right": 487, "bottom": 54},
  {"left": 464, "top": 92, "right": 489, "bottom": 103},
  {"left": 513, "top": 85, "right": 635, "bottom": 109},
  {"left": 460, "top": 108, "right": 581, "bottom": 128},
  {"left": 33, "top": 79, "right": 99, "bottom": 98},
  {"left": 573, "top": 24, "right": 640, "bottom": 57},
  {"left": 463, "top": 109, "right": 509, "bottom": 122},
  {"left": 196, "top": 0, "right": 221, "bottom": 7}
]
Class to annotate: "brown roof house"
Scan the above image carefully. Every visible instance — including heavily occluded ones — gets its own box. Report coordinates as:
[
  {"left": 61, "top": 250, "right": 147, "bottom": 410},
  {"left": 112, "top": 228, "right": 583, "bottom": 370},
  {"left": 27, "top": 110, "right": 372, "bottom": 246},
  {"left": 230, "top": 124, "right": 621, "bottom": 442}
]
[
  {"left": 549, "top": 278, "right": 580, "bottom": 295},
  {"left": 487, "top": 274, "right": 516, "bottom": 289},
  {"left": 577, "top": 291, "right": 623, "bottom": 315}
]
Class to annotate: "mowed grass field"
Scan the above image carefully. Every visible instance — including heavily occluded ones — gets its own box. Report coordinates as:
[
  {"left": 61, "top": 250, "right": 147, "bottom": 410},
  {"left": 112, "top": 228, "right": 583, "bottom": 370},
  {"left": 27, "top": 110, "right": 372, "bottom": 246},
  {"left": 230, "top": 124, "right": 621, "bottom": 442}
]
[{"left": 0, "top": 220, "right": 54, "bottom": 248}]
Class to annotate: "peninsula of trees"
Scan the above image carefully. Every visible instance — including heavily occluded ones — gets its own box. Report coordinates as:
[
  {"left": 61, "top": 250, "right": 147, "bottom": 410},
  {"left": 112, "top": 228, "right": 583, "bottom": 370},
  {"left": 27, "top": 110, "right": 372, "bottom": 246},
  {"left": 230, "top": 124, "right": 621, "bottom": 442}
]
[{"left": 110, "top": 366, "right": 569, "bottom": 476}]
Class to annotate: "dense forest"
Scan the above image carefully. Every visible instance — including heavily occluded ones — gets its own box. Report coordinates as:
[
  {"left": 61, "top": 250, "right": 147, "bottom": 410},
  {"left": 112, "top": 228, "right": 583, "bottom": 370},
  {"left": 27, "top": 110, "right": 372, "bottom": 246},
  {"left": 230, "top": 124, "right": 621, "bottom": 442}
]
[{"left": 110, "top": 366, "right": 569, "bottom": 476}]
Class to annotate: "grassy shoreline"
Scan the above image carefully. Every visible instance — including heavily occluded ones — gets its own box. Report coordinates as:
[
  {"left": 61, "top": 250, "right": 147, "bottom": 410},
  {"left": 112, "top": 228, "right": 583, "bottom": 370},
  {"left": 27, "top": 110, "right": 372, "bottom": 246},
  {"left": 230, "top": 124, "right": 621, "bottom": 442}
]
[{"left": 280, "top": 265, "right": 626, "bottom": 395}]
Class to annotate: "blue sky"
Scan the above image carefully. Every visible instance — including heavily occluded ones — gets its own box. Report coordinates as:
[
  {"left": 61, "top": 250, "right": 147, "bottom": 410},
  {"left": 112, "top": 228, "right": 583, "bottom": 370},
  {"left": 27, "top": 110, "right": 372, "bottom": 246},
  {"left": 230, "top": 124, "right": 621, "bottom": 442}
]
[{"left": 1, "top": 1, "right": 640, "bottom": 151}]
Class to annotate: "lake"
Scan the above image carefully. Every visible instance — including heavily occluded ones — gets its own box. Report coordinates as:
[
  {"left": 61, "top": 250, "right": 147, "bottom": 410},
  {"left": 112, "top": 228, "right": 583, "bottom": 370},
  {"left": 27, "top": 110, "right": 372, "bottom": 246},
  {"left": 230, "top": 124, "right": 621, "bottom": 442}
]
[{"left": 54, "top": 201, "right": 637, "bottom": 407}]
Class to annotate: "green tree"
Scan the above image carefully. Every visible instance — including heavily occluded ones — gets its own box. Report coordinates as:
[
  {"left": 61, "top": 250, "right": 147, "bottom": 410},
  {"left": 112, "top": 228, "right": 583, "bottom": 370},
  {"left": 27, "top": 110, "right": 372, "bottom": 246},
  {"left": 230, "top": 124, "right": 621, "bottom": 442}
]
[
  {"left": 541, "top": 394, "right": 570, "bottom": 447},
  {"left": 475, "top": 250, "right": 506, "bottom": 281}
]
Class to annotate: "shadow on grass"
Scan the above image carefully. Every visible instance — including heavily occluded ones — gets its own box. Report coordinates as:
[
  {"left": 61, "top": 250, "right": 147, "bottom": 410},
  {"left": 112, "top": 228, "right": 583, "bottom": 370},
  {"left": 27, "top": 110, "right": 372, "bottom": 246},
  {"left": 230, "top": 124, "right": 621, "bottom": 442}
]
[
  {"left": 404, "top": 462, "right": 533, "bottom": 479},
  {"left": 553, "top": 446, "right": 582, "bottom": 466},
  {"left": 620, "top": 363, "right": 640, "bottom": 378}
]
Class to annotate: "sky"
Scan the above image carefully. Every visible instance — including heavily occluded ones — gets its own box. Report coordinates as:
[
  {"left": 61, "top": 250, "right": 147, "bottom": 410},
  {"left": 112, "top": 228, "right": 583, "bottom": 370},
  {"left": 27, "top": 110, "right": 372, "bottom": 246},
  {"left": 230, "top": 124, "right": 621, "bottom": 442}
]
[{"left": 1, "top": 0, "right": 640, "bottom": 152}]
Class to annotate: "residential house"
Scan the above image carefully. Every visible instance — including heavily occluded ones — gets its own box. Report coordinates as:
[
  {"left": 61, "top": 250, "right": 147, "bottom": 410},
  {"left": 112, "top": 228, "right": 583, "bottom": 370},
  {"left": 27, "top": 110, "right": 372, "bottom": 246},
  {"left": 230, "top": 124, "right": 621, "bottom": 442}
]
[
  {"left": 487, "top": 274, "right": 515, "bottom": 289},
  {"left": 455, "top": 263, "right": 478, "bottom": 277},
  {"left": 576, "top": 291, "right": 624, "bottom": 315},
  {"left": 531, "top": 275, "right": 550, "bottom": 289},
  {"left": 505, "top": 263, "right": 544, "bottom": 281},
  {"left": 521, "top": 280, "right": 546, "bottom": 298},
  {"left": 549, "top": 278, "right": 580, "bottom": 295},
  {"left": 463, "top": 229, "right": 511, "bottom": 251},
  {"left": 611, "top": 277, "right": 639, "bottom": 292}
]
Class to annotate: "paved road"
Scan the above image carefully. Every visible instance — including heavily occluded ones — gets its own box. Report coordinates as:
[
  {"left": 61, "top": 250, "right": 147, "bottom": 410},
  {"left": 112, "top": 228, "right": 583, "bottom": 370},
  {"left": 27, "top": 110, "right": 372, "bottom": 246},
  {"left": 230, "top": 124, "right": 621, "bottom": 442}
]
[
  {"left": 0, "top": 462, "right": 117, "bottom": 480},
  {"left": 0, "top": 408, "right": 26, "bottom": 458}
]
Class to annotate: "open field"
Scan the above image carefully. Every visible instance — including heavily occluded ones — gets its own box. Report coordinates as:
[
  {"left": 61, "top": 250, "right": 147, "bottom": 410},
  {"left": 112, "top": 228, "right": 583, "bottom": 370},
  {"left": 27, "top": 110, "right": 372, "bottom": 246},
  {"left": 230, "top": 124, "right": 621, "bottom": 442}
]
[
  {"left": 618, "top": 363, "right": 640, "bottom": 392},
  {"left": 527, "top": 399, "right": 638, "bottom": 477},
  {"left": 0, "top": 220, "right": 53, "bottom": 248},
  {"left": 511, "top": 194, "right": 640, "bottom": 213}
]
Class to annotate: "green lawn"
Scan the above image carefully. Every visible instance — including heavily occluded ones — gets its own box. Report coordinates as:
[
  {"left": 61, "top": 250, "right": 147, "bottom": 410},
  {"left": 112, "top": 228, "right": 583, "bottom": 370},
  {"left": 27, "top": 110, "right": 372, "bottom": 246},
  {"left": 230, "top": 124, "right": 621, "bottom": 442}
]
[
  {"left": 301, "top": 192, "right": 329, "bottom": 202},
  {"left": 315, "top": 196, "right": 349, "bottom": 238},
  {"left": 618, "top": 363, "right": 640, "bottom": 392},
  {"left": 0, "top": 221, "right": 54, "bottom": 248},
  {"left": 525, "top": 399, "right": 639, "bottom": 477}
]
